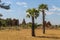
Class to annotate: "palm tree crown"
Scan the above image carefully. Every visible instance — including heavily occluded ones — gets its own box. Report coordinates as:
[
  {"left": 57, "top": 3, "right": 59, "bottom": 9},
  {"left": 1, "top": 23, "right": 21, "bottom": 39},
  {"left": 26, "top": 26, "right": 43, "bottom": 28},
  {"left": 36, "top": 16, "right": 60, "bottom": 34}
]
[
  {"left": 38, "top": 4, "right": 48, "bottom": 11},
  {"left": 26, "top": 8, "right": 39, "bottom": 19}
]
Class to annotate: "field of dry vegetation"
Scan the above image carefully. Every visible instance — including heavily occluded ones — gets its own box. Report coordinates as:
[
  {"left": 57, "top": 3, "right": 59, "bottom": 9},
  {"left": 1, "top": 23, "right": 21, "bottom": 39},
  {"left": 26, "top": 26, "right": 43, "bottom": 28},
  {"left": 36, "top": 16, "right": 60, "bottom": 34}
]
[{"left": 0, "top": 28, "right": 60, "bottom": 40}]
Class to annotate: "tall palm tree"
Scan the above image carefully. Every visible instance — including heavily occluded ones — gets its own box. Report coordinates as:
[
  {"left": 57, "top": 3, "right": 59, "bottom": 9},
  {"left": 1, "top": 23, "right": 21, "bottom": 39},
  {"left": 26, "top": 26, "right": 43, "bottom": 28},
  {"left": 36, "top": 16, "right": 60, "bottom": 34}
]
[
  {"left": 38, "top": 4, "right": 48, "bottom": 34},
  {"left": 26, "top": 8, "right": 39, "bottom": 36}
]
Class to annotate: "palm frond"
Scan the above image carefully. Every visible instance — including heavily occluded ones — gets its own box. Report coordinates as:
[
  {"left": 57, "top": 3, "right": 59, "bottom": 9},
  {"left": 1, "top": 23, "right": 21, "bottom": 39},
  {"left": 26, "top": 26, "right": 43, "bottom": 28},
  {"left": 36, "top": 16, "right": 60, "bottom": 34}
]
[
  {"left": 38, "top": 4, "right": 48, "bottom": 11},
  {"left": 26, "top": 8, "right": 39, "bottom": 19},
  {"left": 26, "top": 14, "right": 30, "bottom": 18}
]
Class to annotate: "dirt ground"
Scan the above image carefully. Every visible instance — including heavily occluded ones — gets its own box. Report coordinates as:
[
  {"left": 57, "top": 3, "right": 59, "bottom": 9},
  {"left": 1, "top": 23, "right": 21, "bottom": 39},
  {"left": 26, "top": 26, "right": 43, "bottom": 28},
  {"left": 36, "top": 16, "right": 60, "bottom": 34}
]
[{"left": 0, "top": 29, "right": 60, "bottom": 40}]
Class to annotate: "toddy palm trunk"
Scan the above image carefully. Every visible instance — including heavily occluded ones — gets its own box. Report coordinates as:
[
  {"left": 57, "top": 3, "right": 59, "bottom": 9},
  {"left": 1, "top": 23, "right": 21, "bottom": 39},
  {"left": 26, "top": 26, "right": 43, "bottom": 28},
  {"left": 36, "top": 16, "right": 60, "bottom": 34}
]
[
  {"left": 42, "top": 10, "right": 45, "bottom": 34},
  {"left": 32, "top": 16, "right": 35, "bottom": 36}
]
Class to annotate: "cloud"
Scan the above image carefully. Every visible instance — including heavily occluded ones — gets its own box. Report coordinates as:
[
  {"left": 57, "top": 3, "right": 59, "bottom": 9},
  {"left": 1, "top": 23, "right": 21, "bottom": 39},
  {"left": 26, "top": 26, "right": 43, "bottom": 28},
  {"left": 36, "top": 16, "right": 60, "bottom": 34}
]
[
  {"left": 5, "top": 9, "right": 14, "bottom": 13},
  {"left": 45, "top": 5, "right": 60, "bottom": 15},
  {"left": 50, "top": 5, "right": 60, "bottom": 11},
  {"left": 45, "top": 11, "right": 54, "bottom": 15},
  {"left": 16, "top": 2, "right": 27, "bottom": 5},
  {"left": 16, "top": 2, "right": 28, "bottom": 8},
  {"left": 24, "top": 5, "right": 27, "bottom": 7},
  {"left": 6, "top": 1, "right": 12, "bottom": 4}
]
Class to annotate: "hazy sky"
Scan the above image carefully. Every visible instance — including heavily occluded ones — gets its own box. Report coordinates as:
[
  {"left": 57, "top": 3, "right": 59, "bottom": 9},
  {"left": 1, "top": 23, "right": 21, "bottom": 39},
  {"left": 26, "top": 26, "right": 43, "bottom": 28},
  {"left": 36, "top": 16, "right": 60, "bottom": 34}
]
[{"left": 0, "top": 0, "right": 60, "bottom": 25}]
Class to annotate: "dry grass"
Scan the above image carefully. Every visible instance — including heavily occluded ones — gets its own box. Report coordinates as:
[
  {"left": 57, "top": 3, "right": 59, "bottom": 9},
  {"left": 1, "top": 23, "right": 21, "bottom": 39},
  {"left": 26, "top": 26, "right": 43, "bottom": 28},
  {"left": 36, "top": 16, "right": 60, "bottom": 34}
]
[{"left": 0, "top": 28, "right": 60, "bottom": 40}]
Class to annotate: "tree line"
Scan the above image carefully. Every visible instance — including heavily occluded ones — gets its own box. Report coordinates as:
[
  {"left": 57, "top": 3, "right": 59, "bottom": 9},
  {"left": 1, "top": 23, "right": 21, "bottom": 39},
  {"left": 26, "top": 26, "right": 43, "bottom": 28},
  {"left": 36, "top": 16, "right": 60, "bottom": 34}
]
[{"left": 0, "top": 18, "right": 19, "bottom": 27}]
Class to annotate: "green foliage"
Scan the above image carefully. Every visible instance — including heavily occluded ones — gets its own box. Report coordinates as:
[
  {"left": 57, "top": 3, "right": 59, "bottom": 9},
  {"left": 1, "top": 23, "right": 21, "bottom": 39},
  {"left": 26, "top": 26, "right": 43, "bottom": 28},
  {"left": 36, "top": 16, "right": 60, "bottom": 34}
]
[
  {"left": 26, "top": 8, "right": 39, "bottom": 19},
  {"left": 1, "top": 20, "right": 7, "bottom": 27},
  {"left": 37, "top": 24, "right": 43, "bottom": 26},
  {"left": 0, "top": 18, "right": 19, "bottom": 27},
  {"left": 27, "top": 22, "right": 38, "bottom": 29},
  {"left": 38, "top": 4, "right": 48, "bottom": 11}
]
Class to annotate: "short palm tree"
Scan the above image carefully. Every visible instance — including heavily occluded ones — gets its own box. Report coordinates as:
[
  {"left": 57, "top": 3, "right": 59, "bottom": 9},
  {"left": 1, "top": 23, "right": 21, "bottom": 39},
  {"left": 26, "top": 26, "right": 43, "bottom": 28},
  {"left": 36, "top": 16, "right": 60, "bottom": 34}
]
[
  {"left": 38, "top": 4, "right": 48, "bottom": 34},
  {"left": 26, "top": 8, "right": 39, "bottom": 36}
]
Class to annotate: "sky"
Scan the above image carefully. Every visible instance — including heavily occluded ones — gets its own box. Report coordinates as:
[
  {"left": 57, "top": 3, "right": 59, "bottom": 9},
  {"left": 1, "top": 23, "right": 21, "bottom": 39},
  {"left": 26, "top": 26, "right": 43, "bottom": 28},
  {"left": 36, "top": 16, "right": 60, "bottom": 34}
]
[{"left": 0, "top": 0, "right": 60, "bottom": 25}]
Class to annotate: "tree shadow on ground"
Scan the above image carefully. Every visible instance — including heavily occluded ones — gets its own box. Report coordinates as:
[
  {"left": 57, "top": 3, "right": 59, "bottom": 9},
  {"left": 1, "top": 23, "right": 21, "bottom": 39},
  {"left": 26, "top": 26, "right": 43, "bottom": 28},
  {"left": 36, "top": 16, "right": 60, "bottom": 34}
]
[{"left": 36, "top": 36, "right": 60, "bottom": 39}]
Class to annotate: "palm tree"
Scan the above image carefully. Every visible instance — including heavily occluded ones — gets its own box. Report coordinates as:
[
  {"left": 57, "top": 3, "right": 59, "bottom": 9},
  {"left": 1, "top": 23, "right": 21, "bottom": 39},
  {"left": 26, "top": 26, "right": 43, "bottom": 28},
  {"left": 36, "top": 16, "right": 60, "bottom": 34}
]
[
  {"left": 26, "top": 8, "right": 39, "bottom": 36},
  {"left": 38, "top": 4, "right": 48, "bottom": 34}
]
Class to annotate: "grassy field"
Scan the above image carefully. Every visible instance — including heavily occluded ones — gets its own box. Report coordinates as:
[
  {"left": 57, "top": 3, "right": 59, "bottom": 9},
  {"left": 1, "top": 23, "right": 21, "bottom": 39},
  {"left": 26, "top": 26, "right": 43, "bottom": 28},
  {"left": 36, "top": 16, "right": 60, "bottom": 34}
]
[{"left": 0, "top": 28, "right": 60, "bottom": 40}]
